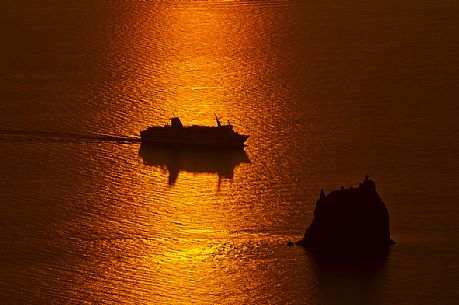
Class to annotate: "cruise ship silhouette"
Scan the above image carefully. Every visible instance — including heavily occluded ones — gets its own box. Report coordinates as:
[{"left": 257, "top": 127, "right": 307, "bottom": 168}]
[{"left": 140, "top": 116, "right": 249, "bottom": 147}]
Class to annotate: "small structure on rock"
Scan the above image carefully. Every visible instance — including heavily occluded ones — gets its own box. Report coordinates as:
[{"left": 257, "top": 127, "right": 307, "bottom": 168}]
[{"left": 297, "top": 176, "right": 395, "bottom": 257}]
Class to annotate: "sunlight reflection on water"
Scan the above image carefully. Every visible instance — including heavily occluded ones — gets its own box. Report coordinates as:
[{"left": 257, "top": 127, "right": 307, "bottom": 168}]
[{"left": 1, "top": 0, "right": 459, "bottom": 304}]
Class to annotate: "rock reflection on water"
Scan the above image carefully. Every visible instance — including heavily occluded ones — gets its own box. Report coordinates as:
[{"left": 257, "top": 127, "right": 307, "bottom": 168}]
[
  {"left": 308, "top": 250, "right": 389, "bottom": 305},
  {"left": 139, "top": 144, "right": 250, "bottom": 185}
]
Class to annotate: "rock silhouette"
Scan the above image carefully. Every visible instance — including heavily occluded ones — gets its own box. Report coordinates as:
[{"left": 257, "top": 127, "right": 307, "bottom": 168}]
[{"left": 297, "top": 176, "right": 395, "bottom": 258}]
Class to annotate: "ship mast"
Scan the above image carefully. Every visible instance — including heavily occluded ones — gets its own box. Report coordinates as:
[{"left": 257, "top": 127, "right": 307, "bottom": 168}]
[{"left": 214, "top": 113, "right": 222, "bottom": 127}]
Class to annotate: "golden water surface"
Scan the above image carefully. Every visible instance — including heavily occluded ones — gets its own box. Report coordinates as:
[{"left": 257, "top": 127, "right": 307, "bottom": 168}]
[{"left": 1, "top": 1, "right": 459, "bottom": 304}]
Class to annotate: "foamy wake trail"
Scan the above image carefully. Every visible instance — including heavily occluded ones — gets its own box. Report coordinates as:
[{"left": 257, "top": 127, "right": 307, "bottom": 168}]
[{"left": 0, "top": 128, "right": 140, "bottom": 144}]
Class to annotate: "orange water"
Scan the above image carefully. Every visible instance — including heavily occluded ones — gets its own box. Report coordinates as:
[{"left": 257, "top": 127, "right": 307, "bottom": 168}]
[{"left": 1, "top": 1, "right": 458, "bottom": 304}]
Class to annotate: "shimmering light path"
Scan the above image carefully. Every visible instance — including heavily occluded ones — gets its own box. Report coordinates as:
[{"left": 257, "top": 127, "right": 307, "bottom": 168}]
[{"left": 1, "top": 1, "right": 459, "bottom": 304}]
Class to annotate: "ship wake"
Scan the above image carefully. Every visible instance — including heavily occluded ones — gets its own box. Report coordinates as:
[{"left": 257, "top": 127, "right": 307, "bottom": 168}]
[{"left": 0, "top": 128, "right": 141, "bottom": 144}]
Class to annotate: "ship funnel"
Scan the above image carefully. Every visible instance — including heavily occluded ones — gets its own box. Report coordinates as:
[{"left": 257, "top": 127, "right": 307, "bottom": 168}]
[{"left": 171, "top": 117, "right": 183, "bottom": 128}]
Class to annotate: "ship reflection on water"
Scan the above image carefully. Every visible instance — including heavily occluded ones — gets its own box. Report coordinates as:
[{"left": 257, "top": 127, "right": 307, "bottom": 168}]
[{"left": 139, "top": 144, "right": 250, "bottom": 185}]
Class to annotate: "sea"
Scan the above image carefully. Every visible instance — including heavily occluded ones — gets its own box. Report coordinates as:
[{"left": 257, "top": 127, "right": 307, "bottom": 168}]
[{"left": 1, "top": 1, "right": 458, "bottom": 304}]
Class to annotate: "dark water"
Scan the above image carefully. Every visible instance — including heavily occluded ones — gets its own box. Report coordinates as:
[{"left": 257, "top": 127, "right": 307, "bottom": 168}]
[{"left": 1, "top": 1, "right": 459, "bottom": 304}]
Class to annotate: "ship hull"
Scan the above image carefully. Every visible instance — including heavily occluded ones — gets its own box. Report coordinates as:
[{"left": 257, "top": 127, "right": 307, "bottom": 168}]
[{"left": 140, "top": 127, "right": 249, "bottom": 148}]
